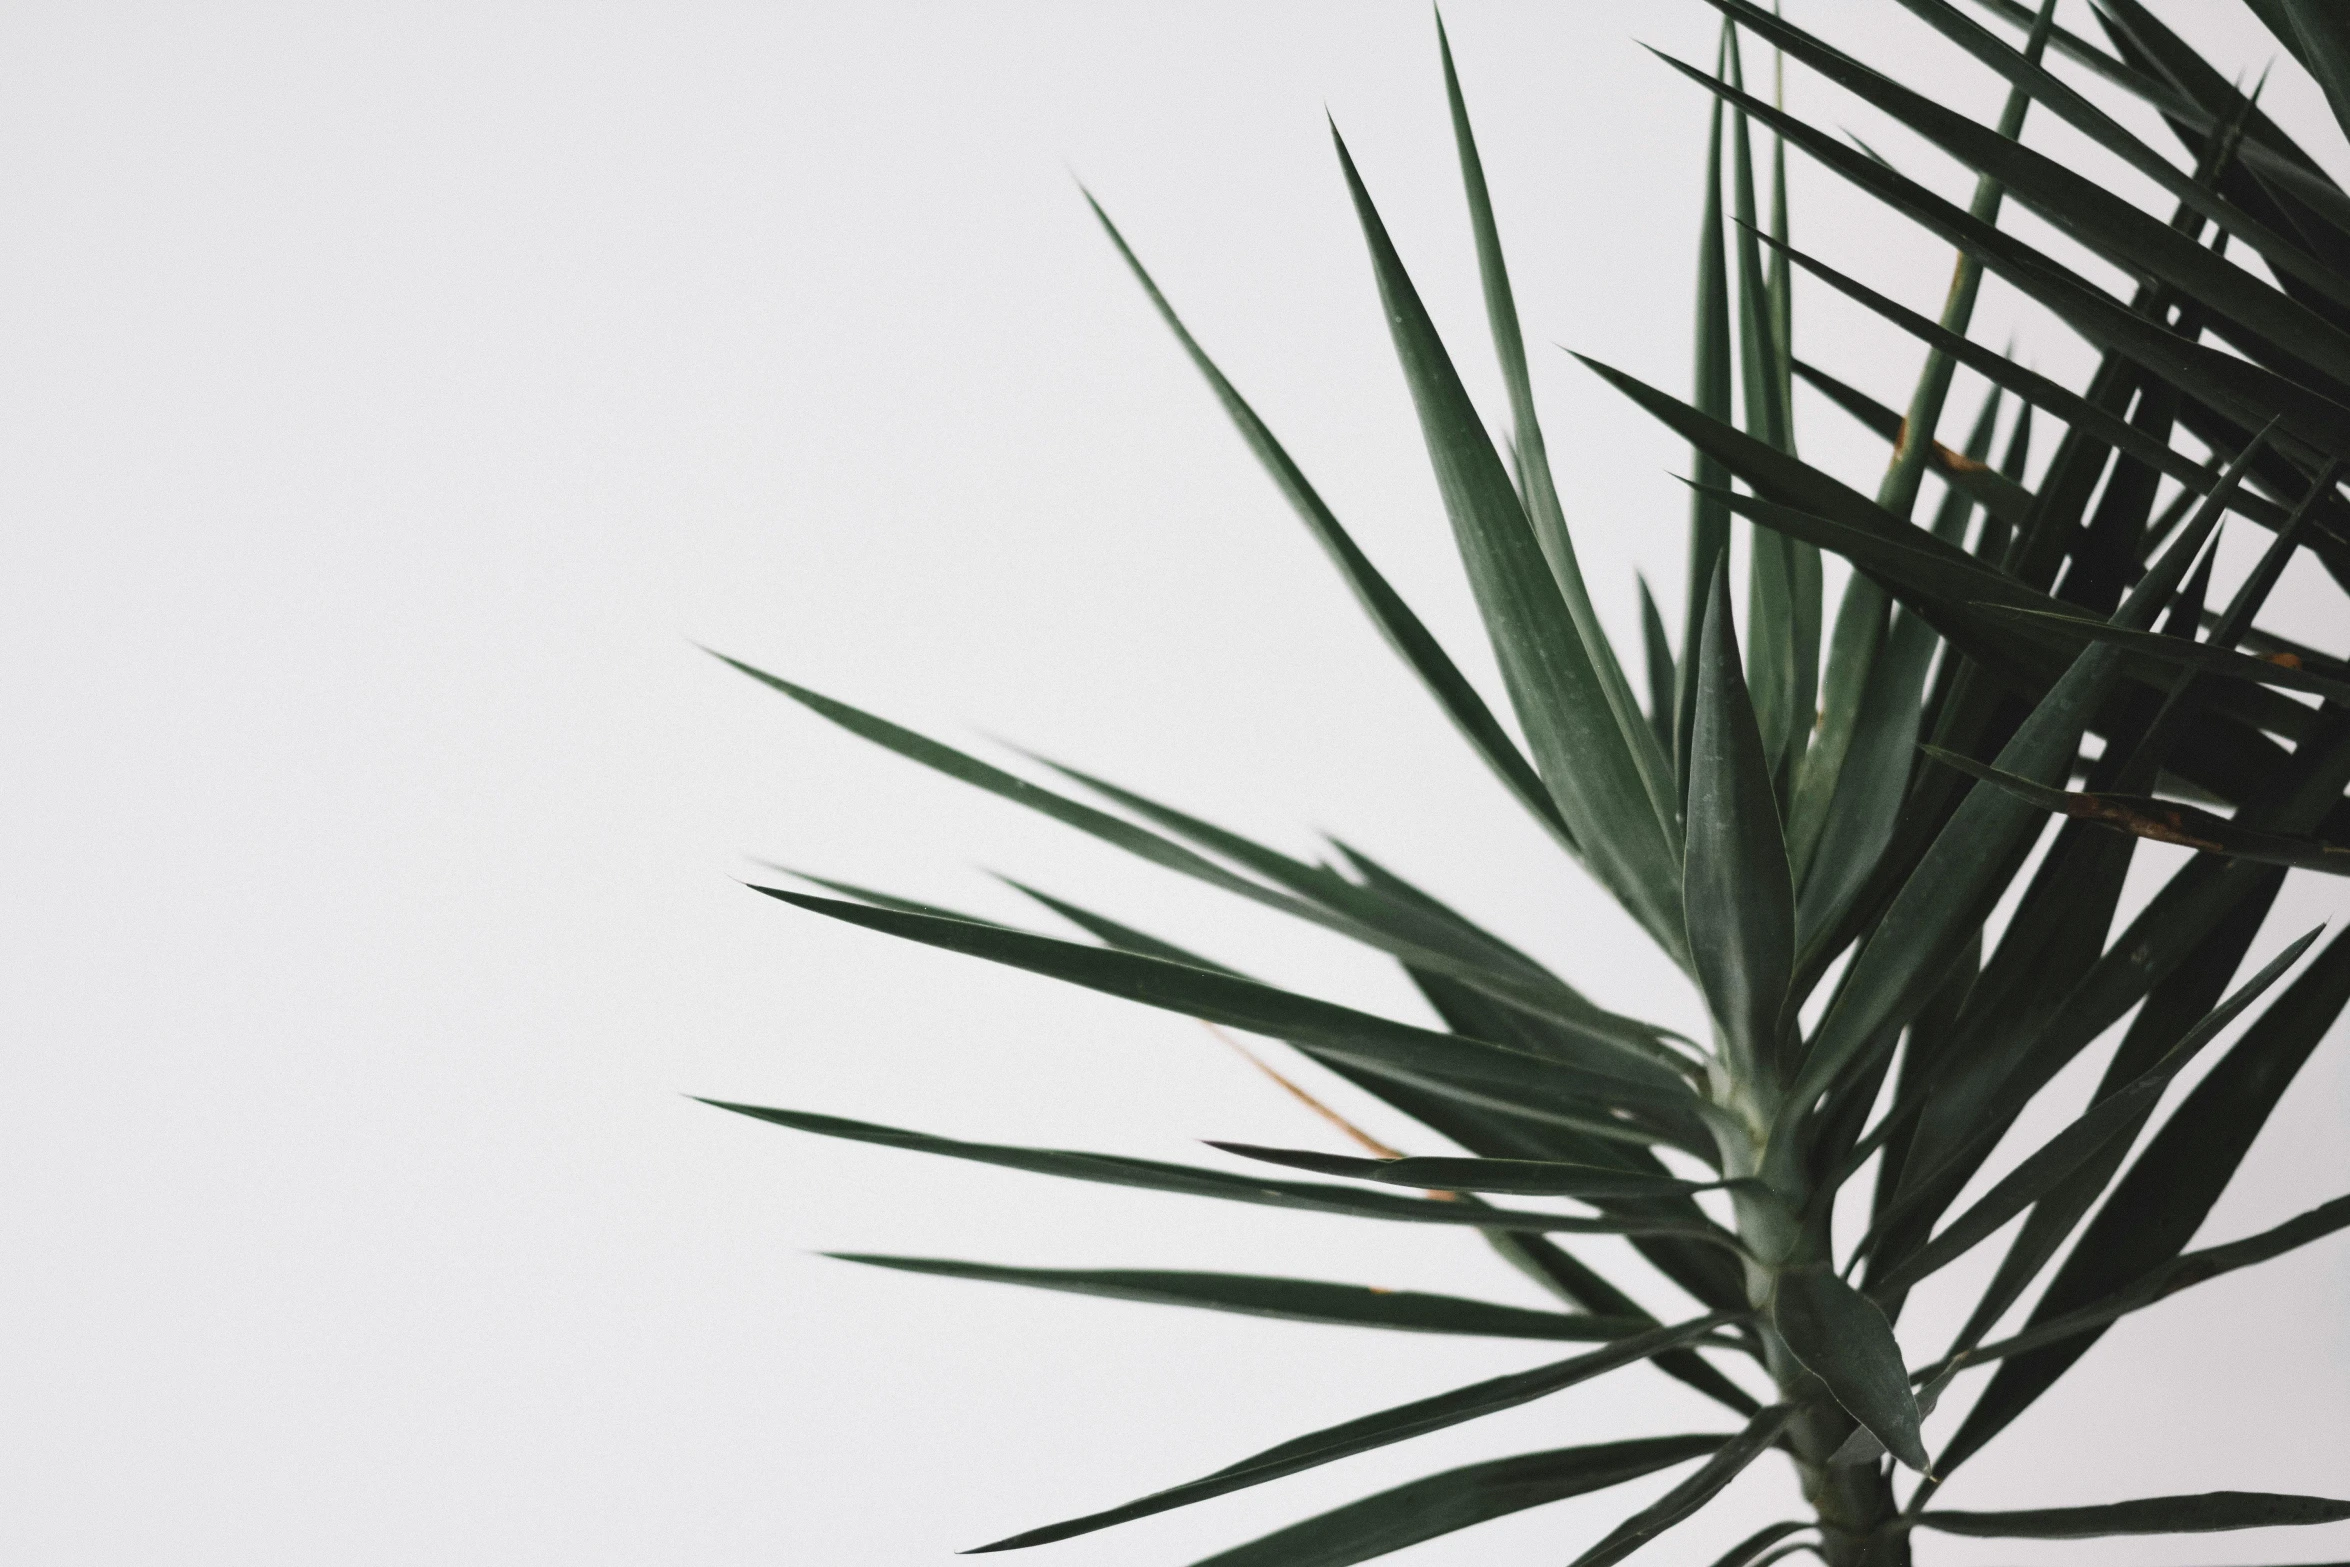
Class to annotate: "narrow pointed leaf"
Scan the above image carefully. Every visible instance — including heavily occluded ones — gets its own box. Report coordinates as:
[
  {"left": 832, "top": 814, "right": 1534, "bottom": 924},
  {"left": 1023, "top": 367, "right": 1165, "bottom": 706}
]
[
  {"left": 2277, "top": 0, "right": 2350, "bottom": 145},
  {"left": 1565, "top": 1404, "right": 1796, "bottom": 1567},
  {"left": 1969, "top": 0, "right": 2350, "bottom": 240},
  {"left": 1943, "top": 924, "right": 2350, "bottom": 1470},
  {"left": 1002, "top": 878, "right": 1236, "bottom": 972},
  {"left": 760, "top": 867, "right": 1010, "bottom": 928},
  {"left": 1035, "top": 756, "right": 1689, "bottom": 1070},
  {"left": 1719, "top": 0, "right": 2350, "bottom": 337},
  {"left": 1974, "top": 605, "right": 2350, "bottom": 703},
  {"left": 1186, "top": 1435, "right": 1728, "bottom": 1567},
  {"left": 1681, "top": 45, "right": 1737, "bottom": 806},
  {"left": 1000, "top": 881, "right": 1761, "bottom": 1417},
  {"left": 703, "top": 1101, "right": 1733, "bottom": 1240},
  {"left": 1655, "top": 51, "right": 2350, "bottom": 463},
  {"left": 1083, "top": 196, "right": 1573, "bottom": 850},
  {"left": 1334, "top": 127, "right": 1685, "bottom": 956},
  {"left": 1789, "top": 355, "right": 2033, "bottom": 529},
  {"left": 1438, "top": 21, "right": 1672, "bottom": 820},
  {"left": 753, "top": 890, "right": 1711, "bottom": 1145},
  {"left": 1209, "top": 1142, "right": 1745, "bottom": 1200},
  {"left": 1766, "top": 233, "right": 2298, "bottom": 535},
  {"left": 1919, "top": 1493, "right": 2350, "bottom": 1538},
  {"left": 1639, "top": 574, "right": 1677, "bottom": 759},
  {"left": 825, "top": 1256, "right": 1655, "bottom": 1341},
  {"left": 1867, "top": 927, "right": 2322, "bottom": 1295},
  {"left": 1706, "top": 1522, "right": 1811, "bottom": 1567},
  {"left": 1777, "top": 426, "right": 2266, "bottom": 1138},
  {"left": 1771, "top": 1267, "right": 1928, "bottom": 1472},
  {"left": 1794, "top": 384, "right": 2001, "bottom": 944},
  {"left": 1922, "top": 749, "right": 2350, "bottom": 874},
  {"left": 1943, "top": 867, "right": 2280, "bottom": 1360},
  {"left": 1937, "top": 1192, "right": 2350, "bottom": 1374},
  {"left": 1685, "top": 568, "right": 1796, "bottom": 1080},
  {"left": 715, "top": 658, "right": 1371, "bottom": 937},
  {"left": 965, "top": 1312, "right": 1744, "bottom": 1551}
]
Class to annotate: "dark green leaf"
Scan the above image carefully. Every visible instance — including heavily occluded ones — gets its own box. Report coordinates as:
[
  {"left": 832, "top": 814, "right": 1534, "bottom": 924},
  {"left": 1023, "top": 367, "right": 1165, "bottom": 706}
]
[
  {"left": 1792, "top": 385, "right": 2001, "bottom": 946},
  {"left": 1685, "top": 568, "right": 1796, "bottom": 1081},
  {"left": 1334, "top": 127, "right": 1686, "bottom": 956},
  {"left": 1937, "top": 1192, "right": 2350, "bottom": 1375},
  {"left": 1680, "top": 38, "right": 1737, "bottom": 810},
  {"left": 1000, "top": 877, "right": 1237, "bottom": 973},
  {"left": 1974, "top": 605, "right": 2350, "bottom": 703},
  {"left": 1775, "top": 424, "right": 2265, "bottom": 1146},
  {"left": 1922, "top": 748, "right": 2350, "bottom": 875},
  {"left": 1865, "top": 928, "right": 2322, "bottom": 1295},
  {"left": 1035, "top": 757, "right": 1690, "bottom": 1071},
  {"left": 993, "top": 873, "right": 1750, "bottom": 1360},
  {"left": 1082, "top": 195, "right": 1574, "bottom": 851},
  {"left": 1942, "top": 869, "right": 2280, "bottom": 1360},
  {"left": 1788, "top": 355, "right": 2033, "bottom": 531},
  {"left": 1639, "top": 574, "right": 1677, "bottom": 760},
  {"left": 825, "top": 1255, "right": 1654, "bottom": 1341},
  {"left": 2276, "top": 0, "right": 2350, "bottom": 144},
  {"left": 1770, "top": 1267, "right": 1928, "bottom": 1472},
  {"left": 752, "top": 891, "right": 1714, "bottom": 1148},
  {"left": 1209, "top": 1142, "right": 1744, "bottom": 1200},
  {"left": 1705, "top": 1521, "right": 1811, "bottom": 1567},
  {"left": 1565, "top": 1404, "right": 1796, "bottom": 1567},
  {"left": 1576, "top": 359, "right": 1997, "bottom": 600},
  {"left": 756, "top": 866, "right": 1008, "bottom": 928},
  {"left": 1965, "top": 715, "right": 2350, "bottom": 1137},
  {"left": 1785, "top": 0, "right": 2350, "bottom": 324},
  {"left": 1654, "top": 51, "right": 2350, "bottom": 465},
  {"left": 1707, "top": 0, "right": 2350, "bottom": 373},
  {"left": 716, "top": 657, "right": 1385, "bottom": 944},
  {"left": 965, "top": 1312, "right": 1744, "bottom": 1551},
  {"left": 1966, "top": 0, "right": 2350, "bottom": 240},
  {"left": 1919, "top": 1492, "right": 2350, "bottom": 1538},
  {"left": 703, "top": 1101, "right": 1734, "bottom": 1240},
  {"left": 1187, "top": 1435, "right": 1727, "bottom": 1567},
  {"left": 1438, "top": 21, "right": 1670, "bottom": 819},
  {"left": 1767, "top": 235, "right": 2297, "bottom": 536},
  {"left": 1943, "top": 925, "right": 2350, "bottom": 1471}
]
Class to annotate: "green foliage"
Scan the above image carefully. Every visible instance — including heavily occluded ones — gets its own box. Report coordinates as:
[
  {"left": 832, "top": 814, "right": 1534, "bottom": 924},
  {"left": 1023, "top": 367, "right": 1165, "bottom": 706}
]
[{"left": 708, "top": 6, "right": 2350, "bottom": 1564}]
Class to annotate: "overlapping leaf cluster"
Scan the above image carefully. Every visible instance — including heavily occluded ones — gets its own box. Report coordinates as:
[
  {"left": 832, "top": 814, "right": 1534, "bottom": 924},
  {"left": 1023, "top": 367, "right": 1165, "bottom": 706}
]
[{"left": 708, "top": 4, "right": 2350, "bottom": 1564}]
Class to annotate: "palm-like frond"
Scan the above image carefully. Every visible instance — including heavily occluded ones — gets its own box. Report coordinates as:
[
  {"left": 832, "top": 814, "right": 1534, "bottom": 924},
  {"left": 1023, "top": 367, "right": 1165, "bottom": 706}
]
[{"left": 708, "top": 5, "right": 2350, "bottom": 1564}]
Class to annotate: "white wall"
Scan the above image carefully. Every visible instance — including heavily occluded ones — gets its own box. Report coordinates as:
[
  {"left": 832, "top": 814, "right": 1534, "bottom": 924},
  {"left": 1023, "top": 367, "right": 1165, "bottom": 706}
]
[{"left": 3, "top": 3, "right": 2344, "bottom": 1564}]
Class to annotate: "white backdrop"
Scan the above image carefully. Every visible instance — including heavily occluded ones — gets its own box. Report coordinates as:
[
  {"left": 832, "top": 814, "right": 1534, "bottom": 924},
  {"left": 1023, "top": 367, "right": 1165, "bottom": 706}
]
[{"left": 4, "top": 3, "right": 2345, "bottom": 1564}]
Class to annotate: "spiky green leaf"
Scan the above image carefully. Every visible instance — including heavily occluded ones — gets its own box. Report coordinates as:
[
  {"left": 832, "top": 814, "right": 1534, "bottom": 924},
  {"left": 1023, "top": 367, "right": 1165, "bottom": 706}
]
[
  {"left": 825, "top": 1255, "right": 1653, "bottom": 1341},
  {"left": 1187, "top": 1435, "right": 1728, "bottom": 1567}
]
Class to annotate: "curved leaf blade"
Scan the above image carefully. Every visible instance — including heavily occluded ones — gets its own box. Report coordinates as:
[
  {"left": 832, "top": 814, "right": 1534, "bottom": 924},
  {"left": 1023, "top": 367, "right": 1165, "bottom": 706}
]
[
  {"left": 1082, "top": 195, "right": 1574, "bottom": 851},
  {"left": 1566, "top": 1404, "right": 1796, "bottom": 1567},
  {"left": 1942, "top": 925, "right": 2350, "bottom": 1469},
  {"left": 1975, "top": 605, "right": 2350, "bottom": 703},
  {"left": 755, "top": 890, "right": 1710, "bottom": 1143},
  {"left": 1685, "top": 567, "right": 1797, "bottom": 1081},
  {"left": 1934, "top": 1192, "right": 2350, "bottom": 1375},
  {"left": 965, "top": 1312, "right": 1744, "bottom": 1552},
  {"left": 1771, "top": 1267, "right": 1928, "bottom": 1472},
  {"left": 1920, "top": 1492, "right": 2350, "bottom": 1538},
  {"left": 1867, "top": 927, "right": 2322, "bottom": 1295},
  {"left": 1922, "top": 748, "right": 2350, "bottom": 874},
  {"left": 1186, "top": 1435, "right": 1727, "bottom": 1567},
  {"left": 702, "top": 1101, "right": 1729, "bottom": 1240},
  {"left": 1334, "top": 126, "right": 1686, "bottom": 958},
  {"left": 825, "top": 1256, "right": 1653, "bottom": 1341},
  {"left": 1209, "top": 1142, "right": 1741, "bottom": 1200},
  {"left": 1438, "top": 20, "right": 1672, "bottom": 821}
]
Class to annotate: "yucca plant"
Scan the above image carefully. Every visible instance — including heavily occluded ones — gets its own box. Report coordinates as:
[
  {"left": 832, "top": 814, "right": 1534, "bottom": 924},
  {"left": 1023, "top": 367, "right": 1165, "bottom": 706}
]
[{"left": 703, "top": 3, "right": 2350, "bottom": 1564}]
